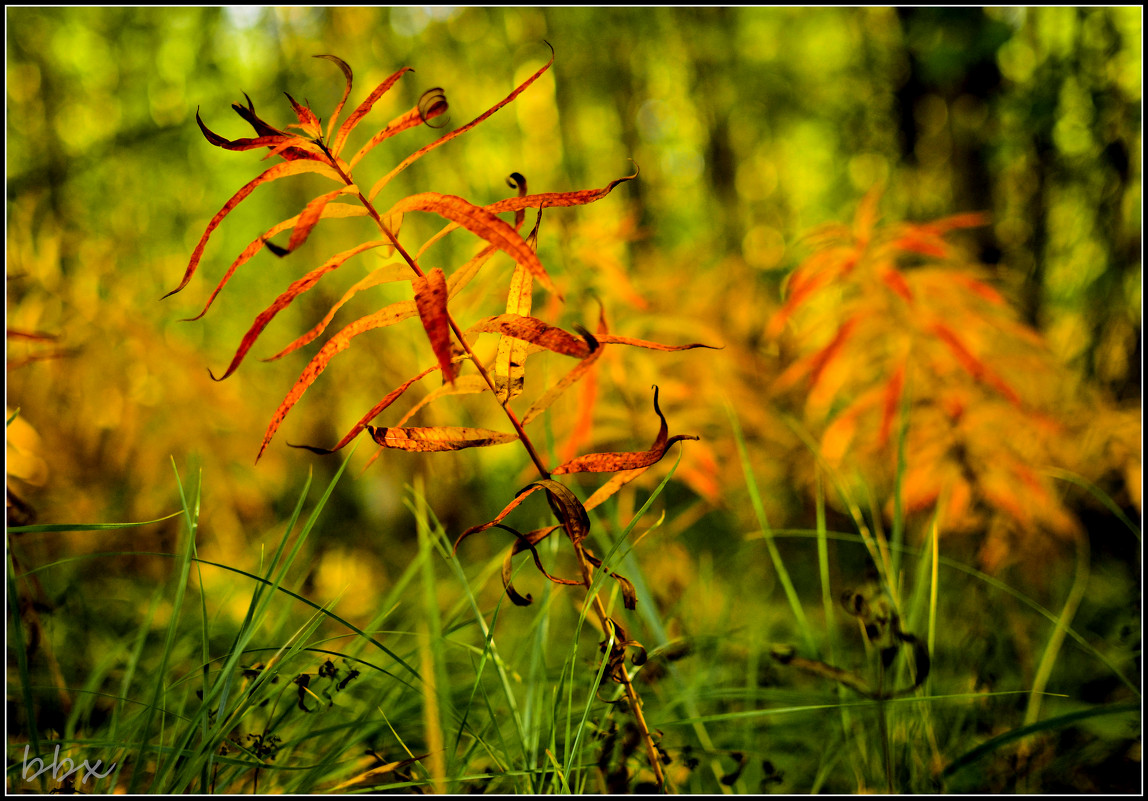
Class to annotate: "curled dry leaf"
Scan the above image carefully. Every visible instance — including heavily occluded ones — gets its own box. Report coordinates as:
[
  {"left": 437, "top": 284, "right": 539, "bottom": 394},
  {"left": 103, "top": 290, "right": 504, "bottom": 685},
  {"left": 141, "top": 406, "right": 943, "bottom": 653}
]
[
  {"left": 530, "top": 478, "right": 591, "bottom": 547},
  {"left": 497, "top": 524, "right": 582, "bottom": 607},
  {"left": 552, "top": 386, "right": 699, "bottom": 475}
]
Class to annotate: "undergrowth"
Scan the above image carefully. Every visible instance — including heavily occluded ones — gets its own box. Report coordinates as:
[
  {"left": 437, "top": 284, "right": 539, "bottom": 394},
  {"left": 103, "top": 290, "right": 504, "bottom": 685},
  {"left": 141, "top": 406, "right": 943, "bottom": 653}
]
[{"left": 7, "top": 49, "right": 1140, "bottom": 795}]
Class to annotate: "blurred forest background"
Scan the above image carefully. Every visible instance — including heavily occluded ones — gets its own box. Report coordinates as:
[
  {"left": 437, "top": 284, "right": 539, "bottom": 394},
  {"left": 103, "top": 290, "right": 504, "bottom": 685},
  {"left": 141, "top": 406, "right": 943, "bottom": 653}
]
[
  {"left": 6, "top": 7, "right": 1141, "bottom": 615},
  {"left": 6, "top": 7, "right": 1143, "bottom": 792}
]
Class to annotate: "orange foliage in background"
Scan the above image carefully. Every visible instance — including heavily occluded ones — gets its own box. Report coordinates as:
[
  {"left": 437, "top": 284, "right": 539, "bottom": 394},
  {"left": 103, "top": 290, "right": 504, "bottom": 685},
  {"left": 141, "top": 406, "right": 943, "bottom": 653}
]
[{"left": 769, "top": 189, "right": 1141, "bottom": 573}]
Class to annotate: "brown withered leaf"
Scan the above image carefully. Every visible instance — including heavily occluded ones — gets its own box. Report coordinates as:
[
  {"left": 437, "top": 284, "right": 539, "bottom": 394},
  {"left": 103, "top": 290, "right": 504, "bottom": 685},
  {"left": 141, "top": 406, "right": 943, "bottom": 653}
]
[
  {"left": 164, "top": 159, "right": 342, "bottom": 300},
  {"left": 499, "top": 524, "right": 582, "bottom": 607},
  {"left": 467, "top": 314, "right": 596, "bottom": 360},
  {"left": 530, "top": 479, "right": 591, "bottom": 547},
  {"left": 216, "top": 93, "right": 330, "bottom": 162},
  {"left": 385, "top": 192, "right": 559, "bottom": 297},
  {"left": 413, "top": 267, "right": 455, "bottom": 384},
  {"left": 195, "top": 98, "right": 310, "bottom": 161},
  {"left": 368, "top": 44, "right": 554, "bottom": 200},
  {"left": 367, "top": 424, "right": 516, "bottom": 452},
  {"left": 551, "top": 386, "right": 699, "bottom": 475},
  {"left": 209, "top": 240, "right": 388, "bottom": 381},
  {"left": 582, "top": 548, "right": 638, "bottom": 610}
]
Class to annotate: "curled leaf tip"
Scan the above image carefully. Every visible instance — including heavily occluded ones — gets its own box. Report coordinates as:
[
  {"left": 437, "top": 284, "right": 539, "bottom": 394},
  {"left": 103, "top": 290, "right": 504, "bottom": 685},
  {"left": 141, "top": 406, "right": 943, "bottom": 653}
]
[
  {"left": 507, "top": 172, "right": 527, "bottom": 190},
  {"left": 207, "top": 367, "right": 224, "bottom": 382},
  {"left": 574, "top": 324, "right": 599, "bottom": 352},
  {"left": 263, "top": 238, "right": 289, "bottom": 257},
  {"left": 418, "top": 87, "right": 449, "bottom": 128},
  {"left": 287, "top": 442, "right": 336, "bottom": 455}
]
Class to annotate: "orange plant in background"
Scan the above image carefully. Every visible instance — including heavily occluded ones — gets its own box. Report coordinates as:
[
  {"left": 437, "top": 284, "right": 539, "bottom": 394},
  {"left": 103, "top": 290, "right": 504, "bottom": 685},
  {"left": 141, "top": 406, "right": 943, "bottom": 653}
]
[
  {"left": 768, "top": 189, "right": 1130, "bottom": 573},
  {"left": 167, "top": 51, "right": 714, "bottom": 791}
]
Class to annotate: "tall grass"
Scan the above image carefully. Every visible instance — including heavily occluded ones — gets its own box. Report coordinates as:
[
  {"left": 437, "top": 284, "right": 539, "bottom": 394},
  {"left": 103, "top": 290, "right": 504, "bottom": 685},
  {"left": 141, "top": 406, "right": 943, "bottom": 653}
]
[{"left": 8, "top": 417, "right": 1140, "bottom": 793}]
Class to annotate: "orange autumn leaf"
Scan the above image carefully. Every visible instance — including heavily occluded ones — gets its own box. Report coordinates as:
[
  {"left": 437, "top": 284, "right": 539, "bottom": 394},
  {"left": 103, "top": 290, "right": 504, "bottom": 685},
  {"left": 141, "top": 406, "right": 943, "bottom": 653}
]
[
  {"left": 878, "top": 361, "right": 906, "bottom": 446},
  {"left": 291, "top": 365, "right": 440, "bottom": 455},
  {"left": 413, "top": 267, "right": 456, "bottom": 384},
  {"left": 593, "top": 334, "right": 718, "bottom": 353},
  {"left": 164, "top": 159, "right": 342, "bottom": 300},
  {"left": 560, "top": 345, "right": 599, "bottom": 464},
  {"left": 521, "top": 306, "right": 610, "bottom": 426},
  {"left": 268, "top": 242, "right": 495, "bottom": 363},
  {"left": 368, "top": 45, "right": 554, "bottom": 201},
  {"left": 255, "top": 303, "right": 431, "bottom": 461},
  {"left": 367, "top": 424, "right": 516, "bottom": 452},
  {"left": 396, "top": 375, "right": 490, "bottom": 427},
  {"left": 481, "top": 170, "right": 639, "bottom": 215},
  {"left": 582, "top": 466, "right": 652, "bottom": 511},
  {"left": 494, "top": 173, "right": 533, "bottom": 404},
  {"left": 930, "top": 322, "right": 1022, "bottom": 406},
  {"left": 466, "top": 314, "right": 597, "bottom": 360},
  {"left": 265, "top": 187, "right": 351, "bottom": 257},
  {"left": 330, "top": 64, "right": 412, "bottom": 156},
  {"left": 879, "top": 268, "right": 914, "bottom": 302},
  {"left": 386, "top": 192, "right": 559, "bottom": 297},
  {"left": 181, "top": 202, "right": 368, "bottom": 321},
  {"left": 209, "top": 240, "right": 388, "bottom": 381}
]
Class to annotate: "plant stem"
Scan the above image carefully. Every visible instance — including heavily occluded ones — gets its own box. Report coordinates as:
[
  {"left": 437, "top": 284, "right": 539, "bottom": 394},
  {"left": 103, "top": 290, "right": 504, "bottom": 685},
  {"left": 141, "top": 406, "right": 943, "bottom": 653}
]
[{"left": 335, "top": 151, "right": 667, "bottom": 792}]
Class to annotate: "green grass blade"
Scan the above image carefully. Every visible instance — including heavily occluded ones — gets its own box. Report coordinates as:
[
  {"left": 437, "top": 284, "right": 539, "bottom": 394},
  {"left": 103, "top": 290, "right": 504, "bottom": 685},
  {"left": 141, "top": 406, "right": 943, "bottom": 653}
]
[
  {"left": 7, "top": 510, "right": 183, "bottom": 534},
  {"left": 727, "top": 402, "right": 814, "bottom": 654},
  {"left": 942, "top": 701, "right": 1140, "bottom": 778},
  {"left": 128, "top": 461, "right": 200, "bottom": 793}
]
